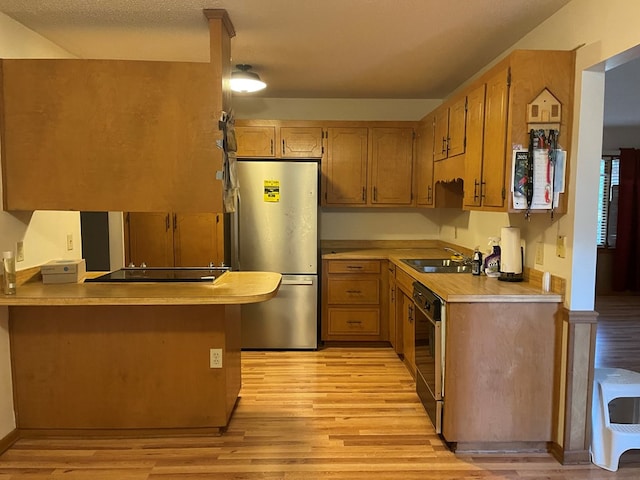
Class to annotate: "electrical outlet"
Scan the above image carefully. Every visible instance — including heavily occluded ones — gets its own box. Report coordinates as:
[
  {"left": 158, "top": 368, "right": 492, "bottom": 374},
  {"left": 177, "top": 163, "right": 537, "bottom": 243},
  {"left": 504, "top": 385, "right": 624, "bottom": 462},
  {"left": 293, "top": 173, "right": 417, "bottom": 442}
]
[
  {"left": 16, "top": 241, "right": 24, "bottom": 262},
  {"left": 535, "top": 242, "right": 544, "bottom": 265},
  {"left": 66, "top": 233, "right": 74, "bottom": 251},
  {"left": 556, "top": 235, "right": 566, "bottom": 258},
  {"left": 209, "top": 348, "right": 223, "bottom": 369}
]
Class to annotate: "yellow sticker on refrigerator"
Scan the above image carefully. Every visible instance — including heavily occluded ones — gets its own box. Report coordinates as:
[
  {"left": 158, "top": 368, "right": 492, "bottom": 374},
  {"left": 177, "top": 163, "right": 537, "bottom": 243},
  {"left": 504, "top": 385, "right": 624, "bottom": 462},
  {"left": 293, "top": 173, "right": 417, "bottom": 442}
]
[{"left": 264, "top": 180, "right": 280, "bottom": 202}]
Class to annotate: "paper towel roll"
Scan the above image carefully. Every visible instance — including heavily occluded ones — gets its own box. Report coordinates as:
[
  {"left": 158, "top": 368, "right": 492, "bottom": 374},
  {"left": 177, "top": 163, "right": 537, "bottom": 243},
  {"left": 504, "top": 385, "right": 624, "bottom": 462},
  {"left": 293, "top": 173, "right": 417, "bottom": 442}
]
[{"left": 500, "top": 227, "right": 522, "bottom": 274}]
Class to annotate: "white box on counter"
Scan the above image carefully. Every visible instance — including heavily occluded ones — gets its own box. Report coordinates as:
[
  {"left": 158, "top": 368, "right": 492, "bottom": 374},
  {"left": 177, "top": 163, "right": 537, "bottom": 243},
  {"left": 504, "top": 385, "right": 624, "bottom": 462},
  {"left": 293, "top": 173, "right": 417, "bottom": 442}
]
[{"left": 41, "top": 259, "right": 86, "bottom": 284}]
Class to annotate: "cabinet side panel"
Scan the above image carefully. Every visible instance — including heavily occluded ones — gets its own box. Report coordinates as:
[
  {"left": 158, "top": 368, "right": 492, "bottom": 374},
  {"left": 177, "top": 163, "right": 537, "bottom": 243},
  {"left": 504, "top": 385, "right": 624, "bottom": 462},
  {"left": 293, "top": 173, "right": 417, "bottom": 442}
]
[
  {"left": 443, "top": 302, "right": 558, "bottom": 442},
  {"left": 1, "top": 59, "right": 222, "bottom": 212}
]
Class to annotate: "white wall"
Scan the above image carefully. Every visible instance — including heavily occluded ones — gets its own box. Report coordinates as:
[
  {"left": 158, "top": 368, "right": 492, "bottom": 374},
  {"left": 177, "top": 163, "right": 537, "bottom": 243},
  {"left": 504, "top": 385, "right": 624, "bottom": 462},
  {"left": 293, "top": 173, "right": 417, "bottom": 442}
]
[
  {"left": 602, "top": 126, "right": 640, "bottom": 154},
  {"left": 321, "top": 208, "right": 440, "bottom": 241},
  {"left": 0, "top": 12, "right": 77, "bottom": 442}
]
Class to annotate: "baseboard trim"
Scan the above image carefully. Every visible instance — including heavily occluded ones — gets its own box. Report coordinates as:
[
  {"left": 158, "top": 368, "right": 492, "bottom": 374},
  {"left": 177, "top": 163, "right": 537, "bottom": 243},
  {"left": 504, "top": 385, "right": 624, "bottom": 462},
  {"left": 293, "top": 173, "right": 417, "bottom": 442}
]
[
  {"left": 16, "top": 426, "right": 223, "bottom": 439},
  {"left": 0, "top": 428, "right": 19, "bottom": 455},
  {"left": 450, "top": 441, "right": 548, "bottom": 454},
  {"left": 549, "top": 441, "right": 591, "bottom": 464}
]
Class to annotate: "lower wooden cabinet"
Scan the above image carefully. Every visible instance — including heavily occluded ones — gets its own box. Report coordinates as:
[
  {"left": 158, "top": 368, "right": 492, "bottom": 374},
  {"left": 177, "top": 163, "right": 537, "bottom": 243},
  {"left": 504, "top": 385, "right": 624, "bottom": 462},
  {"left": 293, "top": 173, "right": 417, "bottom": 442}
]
[
  {"left": 394, "top": 267, "right": 416, "bottom": 375},
  {"left": 125, "top": 212, "right": 224, "bottom": 268},
  {"left": 400, "top": 289, "right": 415, "bottom": 377},
  {"left": 388, "top": 262, "right": 400, "bottom": 352},
  {"left": 442, "top": 301, "right": 558, "bottom": 445},
  {"left": 321, "top": 259, "right": 387, "bottom": 341}
]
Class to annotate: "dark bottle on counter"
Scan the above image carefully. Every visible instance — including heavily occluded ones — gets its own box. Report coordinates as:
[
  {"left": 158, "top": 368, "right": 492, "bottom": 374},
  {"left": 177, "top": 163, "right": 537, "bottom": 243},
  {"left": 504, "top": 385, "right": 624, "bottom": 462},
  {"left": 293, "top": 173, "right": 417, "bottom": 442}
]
[{"left": 471, "top": 247, "right": 483, "bottom": 276}]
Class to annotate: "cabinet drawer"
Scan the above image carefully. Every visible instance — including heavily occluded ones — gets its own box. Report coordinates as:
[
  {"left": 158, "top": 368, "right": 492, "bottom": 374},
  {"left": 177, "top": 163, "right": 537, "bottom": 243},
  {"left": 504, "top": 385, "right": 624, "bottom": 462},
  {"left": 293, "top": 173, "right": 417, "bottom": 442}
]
[
  {"left": 327, "top": 278, "right": 379, "bottom": 304},
  {"left": 327, "top": 260, "right": 381, "bottom": 274},
  {"left": 328, "top": 308, "right": 380, "bottom": 335}
]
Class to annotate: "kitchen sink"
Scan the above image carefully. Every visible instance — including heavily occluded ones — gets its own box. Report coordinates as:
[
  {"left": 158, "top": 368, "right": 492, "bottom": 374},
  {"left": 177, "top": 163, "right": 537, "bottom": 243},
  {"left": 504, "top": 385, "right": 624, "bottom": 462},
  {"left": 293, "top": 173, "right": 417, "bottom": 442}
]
[{"left": 400, "top": 258, "right": 472, "bottom": 274}]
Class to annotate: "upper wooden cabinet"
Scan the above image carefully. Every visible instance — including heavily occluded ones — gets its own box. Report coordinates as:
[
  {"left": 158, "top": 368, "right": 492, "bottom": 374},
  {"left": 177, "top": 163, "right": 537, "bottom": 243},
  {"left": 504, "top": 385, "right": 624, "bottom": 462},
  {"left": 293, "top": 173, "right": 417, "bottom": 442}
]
[
  {"left": 0, "top": 13, "right": 234, "bottom": 213},
  {"left": 235, "top": 126, "right": 276, "bottom": 157},
  {"left": 0, "top": 59, "right": 224, "bottom": 212},
  {"left": 463, "top": 84, "right": 487, "bottom": 208},
  {"left": 478, "top": 67, "right": 510, "bottom": 209},
  {"left": 324, "top": 127, "right": 369, "bottom": 205},
  {"left": 415, "top": 114, "right": 436, "bottom": 207},
  {"left": 280, "top": 127, "right": 323, "bottom": 158},
  {"left": 234, "top": 122, "right": 323, "bottom": 158},
  {"left": 463, "top": 50, "right": 574, "bottom": 212},
  {"left": 426, "top": 49, "right": 574, "bottom": 213},
  {"left": 369, "top": 127, "right": 414, "bottom": 205},
  {"left": 323, "top": 124, "right": 415, "bottom": 207},
  {"left": 126, "top": 212, "right": 224, "bottom": 268},
  {"left": 434, "top": 96, "right": 466, "bottom": 161}
]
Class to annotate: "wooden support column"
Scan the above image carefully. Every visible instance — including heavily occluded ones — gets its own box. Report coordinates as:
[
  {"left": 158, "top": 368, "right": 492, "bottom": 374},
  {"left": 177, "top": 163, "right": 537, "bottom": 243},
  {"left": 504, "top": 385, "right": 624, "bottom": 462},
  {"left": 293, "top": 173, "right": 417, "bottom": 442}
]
[{"left": 551, "top": 307, "right": 598, "bottom": 464}]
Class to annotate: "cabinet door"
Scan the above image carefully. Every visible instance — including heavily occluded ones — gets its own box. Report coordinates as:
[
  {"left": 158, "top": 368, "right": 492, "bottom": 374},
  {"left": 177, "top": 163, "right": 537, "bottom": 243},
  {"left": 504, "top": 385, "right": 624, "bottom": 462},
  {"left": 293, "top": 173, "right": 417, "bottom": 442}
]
[
  {"left": 369, "top": 127, "right": 414, "bottom": 205},
  {"left": 280, "top": 127, "right": 323, "bottom": 158},
  {"left": 388, "top": 263, "right": 400, "bottom": 352},
  {"left": 463, "top": 84, "right": 486, "bottom": 207},
  {"left": 401, "top": 291, "right": 416, "bottom": 377},
  {"left": 447, "top": 96, "right": 467, "bottom": 157},
  {"left": 235, "top": 126, "right": 275, "bottom": 157},
  {"left": 433, "top": 108, "right": 449, "bottom": 161},
  {"left": 173, "top": 213, "right": 224, "bottom": 267},
  {"left": 126, "top": 212, "right": 174, "bottom": 267},
  {"left": 415, "top": 115, "right": 435, "bottom": 206},
  {"left": 482, "top": 67, "right": 510, "bottom": 208},
  {"left": 323, "top": 127, "right": 368, "bottom": 205}
]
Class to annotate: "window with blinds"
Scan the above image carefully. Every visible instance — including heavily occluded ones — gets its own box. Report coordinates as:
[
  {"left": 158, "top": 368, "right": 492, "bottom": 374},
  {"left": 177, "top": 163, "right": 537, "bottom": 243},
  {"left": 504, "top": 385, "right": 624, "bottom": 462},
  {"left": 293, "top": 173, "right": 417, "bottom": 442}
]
[{"left": 597, "top": 156, "right": 619, "bottom": 247}]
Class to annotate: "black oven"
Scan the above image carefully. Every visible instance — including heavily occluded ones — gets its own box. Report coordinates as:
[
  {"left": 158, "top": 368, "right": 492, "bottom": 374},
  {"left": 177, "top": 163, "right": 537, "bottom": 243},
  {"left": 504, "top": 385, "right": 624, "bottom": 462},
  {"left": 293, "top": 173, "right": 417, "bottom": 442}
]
[{"left": 412, "top": 281, "right": 443, "bottom": 433}]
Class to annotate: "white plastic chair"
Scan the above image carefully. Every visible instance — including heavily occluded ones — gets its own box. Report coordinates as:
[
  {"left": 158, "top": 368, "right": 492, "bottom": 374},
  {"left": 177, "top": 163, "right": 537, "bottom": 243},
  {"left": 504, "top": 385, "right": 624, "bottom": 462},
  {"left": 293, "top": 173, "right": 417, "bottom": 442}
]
[{"left": 591, "top": 367, "right": 640, "bottom": 471}]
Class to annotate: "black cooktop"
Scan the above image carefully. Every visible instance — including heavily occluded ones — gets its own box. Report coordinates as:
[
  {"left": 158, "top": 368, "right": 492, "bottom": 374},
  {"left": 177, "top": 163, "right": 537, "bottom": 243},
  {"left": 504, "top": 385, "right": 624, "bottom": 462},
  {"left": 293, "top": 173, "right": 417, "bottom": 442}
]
[{"left": 85, "top": 267, "right": 230, "bottom": 283}]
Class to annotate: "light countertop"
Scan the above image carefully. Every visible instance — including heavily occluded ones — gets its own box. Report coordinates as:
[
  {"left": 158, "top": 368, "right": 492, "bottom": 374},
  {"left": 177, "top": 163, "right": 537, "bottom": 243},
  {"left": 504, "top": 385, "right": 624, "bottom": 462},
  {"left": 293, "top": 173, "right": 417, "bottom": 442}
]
[
  {"left": 323, "top": 248, "right": 562, "bottom": 304},
  {"left": 0, "top": 271, "right": 282, "bottom": 306}
]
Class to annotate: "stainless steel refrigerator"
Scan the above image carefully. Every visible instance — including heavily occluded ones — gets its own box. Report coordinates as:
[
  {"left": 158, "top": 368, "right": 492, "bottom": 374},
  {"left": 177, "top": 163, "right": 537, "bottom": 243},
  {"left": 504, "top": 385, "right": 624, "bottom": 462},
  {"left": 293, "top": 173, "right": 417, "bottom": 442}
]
[{"left": 231, "top": 160, "right": 318, "bottom": 349}]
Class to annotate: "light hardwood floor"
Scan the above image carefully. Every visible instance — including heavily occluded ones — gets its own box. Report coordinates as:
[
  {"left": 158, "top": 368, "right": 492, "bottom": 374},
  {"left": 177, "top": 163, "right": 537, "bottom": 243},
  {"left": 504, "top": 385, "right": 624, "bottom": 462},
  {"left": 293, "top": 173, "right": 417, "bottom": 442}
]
[
  {"left": 595, "top": 295, "right": 640, "bottom": 371},
  {"left": 2, "top": 346, "right": 640, "bottom": 479}
]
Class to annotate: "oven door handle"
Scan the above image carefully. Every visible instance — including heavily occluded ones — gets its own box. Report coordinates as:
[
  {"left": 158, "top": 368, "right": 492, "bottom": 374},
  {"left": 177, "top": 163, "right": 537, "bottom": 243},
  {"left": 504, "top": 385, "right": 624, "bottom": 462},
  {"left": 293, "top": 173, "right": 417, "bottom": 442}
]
[{"left": 415, "top": 302, "right": 439, "bottom": 326}]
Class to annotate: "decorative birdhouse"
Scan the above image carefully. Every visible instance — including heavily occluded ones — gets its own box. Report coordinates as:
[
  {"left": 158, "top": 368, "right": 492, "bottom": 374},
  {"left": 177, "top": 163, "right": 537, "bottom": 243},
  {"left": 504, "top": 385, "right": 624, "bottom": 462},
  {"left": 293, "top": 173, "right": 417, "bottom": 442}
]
[{"left": 527, "top": 88, "right": 561, "bottom": 131}]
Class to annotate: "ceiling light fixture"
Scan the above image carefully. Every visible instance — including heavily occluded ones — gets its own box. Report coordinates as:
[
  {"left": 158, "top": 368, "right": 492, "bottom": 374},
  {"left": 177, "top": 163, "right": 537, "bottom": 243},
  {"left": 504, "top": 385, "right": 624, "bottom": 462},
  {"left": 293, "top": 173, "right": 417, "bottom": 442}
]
[{"left": 230, "top": 64, "right": 266, "bottom": 93}]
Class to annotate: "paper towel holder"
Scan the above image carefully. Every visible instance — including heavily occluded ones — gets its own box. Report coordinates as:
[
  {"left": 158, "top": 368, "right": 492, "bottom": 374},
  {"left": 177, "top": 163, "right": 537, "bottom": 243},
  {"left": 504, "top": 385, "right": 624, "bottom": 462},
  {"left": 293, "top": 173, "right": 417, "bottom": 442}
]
[{"left": 498, "top": 246, "right": 524, "bottom": 282}]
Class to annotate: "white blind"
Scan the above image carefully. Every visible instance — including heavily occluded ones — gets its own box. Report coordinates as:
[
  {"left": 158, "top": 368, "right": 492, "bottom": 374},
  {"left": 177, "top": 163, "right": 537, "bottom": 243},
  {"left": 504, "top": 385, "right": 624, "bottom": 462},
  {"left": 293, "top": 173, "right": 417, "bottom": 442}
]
[{"left": 597, "top": 157, "right": 619, "bottom": 247}]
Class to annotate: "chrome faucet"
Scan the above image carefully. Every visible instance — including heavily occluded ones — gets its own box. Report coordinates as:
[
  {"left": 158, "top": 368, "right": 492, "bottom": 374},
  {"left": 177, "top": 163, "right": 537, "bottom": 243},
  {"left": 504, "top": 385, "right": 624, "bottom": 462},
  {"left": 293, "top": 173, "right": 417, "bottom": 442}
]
[{"left": 444, "top": 247, "right": 472, "bottom": 265}]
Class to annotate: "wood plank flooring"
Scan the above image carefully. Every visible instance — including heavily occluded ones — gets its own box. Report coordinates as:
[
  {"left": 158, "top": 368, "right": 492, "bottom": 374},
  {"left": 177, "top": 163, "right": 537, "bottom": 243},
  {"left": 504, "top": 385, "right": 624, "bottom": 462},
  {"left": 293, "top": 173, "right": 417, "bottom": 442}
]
[
  {"left": 2, "top": 346, "right": 640, "bottom": 478},
  {"left": 595, "top": 295, "right": 640, "bottom": 371}
]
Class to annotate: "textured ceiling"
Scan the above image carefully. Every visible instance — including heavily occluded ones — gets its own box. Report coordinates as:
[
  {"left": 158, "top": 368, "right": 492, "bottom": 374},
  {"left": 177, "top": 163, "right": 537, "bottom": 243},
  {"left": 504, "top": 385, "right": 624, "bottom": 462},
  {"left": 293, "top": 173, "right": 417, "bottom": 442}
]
[{"left": 0, "top": 0, "right": 573, "bottom": 99}]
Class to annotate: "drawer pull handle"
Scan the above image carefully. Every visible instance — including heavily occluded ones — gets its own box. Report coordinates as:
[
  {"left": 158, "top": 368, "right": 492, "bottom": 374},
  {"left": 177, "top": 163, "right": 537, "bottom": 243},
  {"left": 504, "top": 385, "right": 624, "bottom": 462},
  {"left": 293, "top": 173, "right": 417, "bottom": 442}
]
[
  {"left": 346, "top": 265, "right": 363, "bottom": 269},
  {"left": 346, "top": 290, "right": 362, "bottom": 294},
  {"left": 347, "top": 320, "right": 362, "bottom": 325}
]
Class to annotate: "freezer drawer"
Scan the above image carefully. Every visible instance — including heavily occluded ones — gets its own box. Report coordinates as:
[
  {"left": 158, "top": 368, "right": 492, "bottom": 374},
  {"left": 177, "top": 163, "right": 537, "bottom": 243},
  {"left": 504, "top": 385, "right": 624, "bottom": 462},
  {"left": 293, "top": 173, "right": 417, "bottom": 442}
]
[{"left": 241, "top": 275, "right": 318, "bottom": 349}]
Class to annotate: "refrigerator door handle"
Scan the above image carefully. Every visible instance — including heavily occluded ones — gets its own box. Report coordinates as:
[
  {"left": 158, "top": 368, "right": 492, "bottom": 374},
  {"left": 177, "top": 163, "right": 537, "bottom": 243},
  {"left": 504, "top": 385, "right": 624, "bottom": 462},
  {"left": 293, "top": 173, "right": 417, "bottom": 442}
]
[
  {"left": 231, "top": 194, "right": 241, "bottom": 270},
  {"left": 281, "top": 278, "right": 314, "bottom": 286}
]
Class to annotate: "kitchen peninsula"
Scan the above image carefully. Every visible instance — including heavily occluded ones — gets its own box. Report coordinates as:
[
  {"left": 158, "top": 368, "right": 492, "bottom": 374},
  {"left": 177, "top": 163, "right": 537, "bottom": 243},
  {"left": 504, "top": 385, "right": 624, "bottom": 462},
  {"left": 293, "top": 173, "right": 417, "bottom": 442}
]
[{"left": 0, "top": 271, "right": 281, "bottom": 437}]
